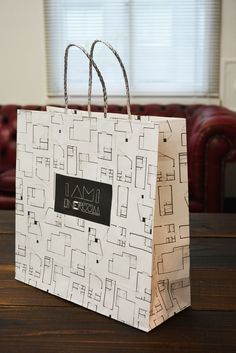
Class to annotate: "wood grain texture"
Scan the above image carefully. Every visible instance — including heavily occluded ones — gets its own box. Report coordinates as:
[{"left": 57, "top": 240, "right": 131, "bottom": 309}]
[
  {"left": 0, "top": 308, "right": 235, "bottom": 353},
  {"left": 190, "top": 213, "right": 236, "bottom": 238},
  {"left": 0, "top": 210, "right": 15, "bottom": 234},
  {"left": 0, "top": 211, "right": 236, "bottom": 353}
]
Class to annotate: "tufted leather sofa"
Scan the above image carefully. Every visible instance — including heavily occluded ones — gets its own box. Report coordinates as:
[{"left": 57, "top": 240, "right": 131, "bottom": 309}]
[{"left": 1, "top": 103, "right": 236, "bottom": 212}]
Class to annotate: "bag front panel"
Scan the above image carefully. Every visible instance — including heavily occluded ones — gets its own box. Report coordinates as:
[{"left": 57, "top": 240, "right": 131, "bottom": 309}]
[{"left": 15, "top": 109, "right": 159, "bottom": 331}]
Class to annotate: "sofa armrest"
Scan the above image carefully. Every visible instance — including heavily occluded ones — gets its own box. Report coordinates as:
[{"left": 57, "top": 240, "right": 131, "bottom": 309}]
[{"left": 187, "top": 106, "right": 236, "bottom": 212}]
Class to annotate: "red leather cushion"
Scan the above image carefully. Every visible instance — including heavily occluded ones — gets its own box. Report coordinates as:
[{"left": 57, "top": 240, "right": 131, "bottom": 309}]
[
  {"left": 0, "top": 106, "right": 18, "bottom": 173},
  {"left": 0, "top": 194, "right": 15, "bottom": 209},
  {"left": 0, "top": 168, "right": 15, "bottom": 192}
]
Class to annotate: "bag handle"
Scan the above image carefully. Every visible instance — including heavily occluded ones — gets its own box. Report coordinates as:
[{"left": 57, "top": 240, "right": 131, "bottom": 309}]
[
  {"left": 64, "top": 43, "right": 108, "bottom": 117},
  {"left": 88, "top": 40, "right": 131, "bottom": 119}
]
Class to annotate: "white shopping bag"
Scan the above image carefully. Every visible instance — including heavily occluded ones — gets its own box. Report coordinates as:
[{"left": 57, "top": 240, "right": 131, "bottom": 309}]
[{"left": 15, "top": 42, "right": 190, "bottom": 332}]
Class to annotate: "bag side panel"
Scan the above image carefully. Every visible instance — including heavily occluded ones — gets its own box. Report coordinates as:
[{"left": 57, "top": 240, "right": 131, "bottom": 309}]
[{"left": 149, "top": 117, "right": 191, "bottom": 331}]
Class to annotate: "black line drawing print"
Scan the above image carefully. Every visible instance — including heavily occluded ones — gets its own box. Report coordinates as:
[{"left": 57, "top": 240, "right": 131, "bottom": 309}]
[
  {"left": 181, "top": 132, "right": 187, "bottom": 146},
  {"left": 88, "top": 227, "right": 103, "bottom": 257},
  {"left": 70, "top": 282, "right": 86, "bottom": 305},
  {"left": 36, "top": 156, "right": 50, "bottom": 181},
  {"left": 117, "top": 185, "right": 129, "bottom": 218},
  {"left": 159, "top": 120, "right": 172, "bottom": 142},
  {"left": 98, "top": 132, "right": 112, "bottom": 161},
  {"left": 15, "top": 177, "right": 24, "bottom": 216},
  {"left": 17, "top": 110, "right": 32, "bottom": 133},
  {"left": 70, "top": 118, "right": 91, "bottom": 142},
  {"left": 154, "top": 223, "right": 176, "bottom": 245},
  {"left": 78, "top": 153, "right": 97, "bottom": 178},
  {"left": 139, "top": 125, "right": 159, "bottom": 151},
  {"left": 47, "top": 232, "right": 71, "bottom": 256},
  {"left": 70, "top": 249, "right": 86, "bottom": 277},
  {"left": 16, "top": 177, "right": 23, "bottom": 201},
  {"left": 137, "top": 203, "right": 153, "bottom": 234},
  {"left": 114, "top": 118, "right": 132, "bottom": 133},
  {"left": 88, "top": 273, "right": 103, "bottom": 302},
  {"left": 42, "top": 256, "right": 53, "bottom": 285},
  {"left": 32, "top": 125, "right": 49, "bottom": 150},
  {"left": 179, "top": 225, "right": 189, "bottom": 239},
  {"left": 53, "top": 144, "right": 64, "bottom": 170},
  {"left": 108, "top": 252, "right": 137, "bottom": 279},
  {"left": 179, "top": 152, "right": 188, "bottom": 183},
  {"left": 17, "top": 145, "right": 33, "bottom": 177},
  {"left": 129, "top": 233, "right": 152, "bottom": 253},
  {"left": 147, "top": 164, "right": 157, "bottom": 199},
  {"left": 117, "top": 155, "right": 132, "bottom": 183},
  {"left": 28, "top": 211, "right": 42, "bottom": 237},
  {"left": 45, "top": 207, "right": 62, "bottom": 227},
  {"left": 184, "top": 191, "right": 189, "bottom": 207},
  {"left": 15, "top": 262, "right": 27, "bottom": 282},
  {"left": 64, "top": 214, "right": 85, "bottom": 232},
  {"left": 158, "top": 280, "right": 174, "bottom": 311},
  {"left": 87, "top": 301, "right": 98, "bottom": 311},
  {"left": 103, "top": 278, "right": 116, "bottom": 310},
  {"left": 67, "top": 145, "right": 77, "bottom": 175},
  {"left": 135, "top": 156, "right": 147, "bottom": 189},
  {"left": 158, "top": 185, "right": 173, "bottom": 216},
  {"left": 116, "top": 288, "right": 136, "bottom": 327},
  {"left": 15, "top": 232, "right": 26, "bottom": 257},
  {"left": 157, "top": 246, "right": 189, "bottom": 274},
  {"left": 27, "top": 186, "right": 45, "bottom": 208},
  {"left": 51, "top": 112, "right": 64, "bottom": 125},
  {"left": 136, "top": 272, "right": 152, "bottom": 302},
  {"left": 157, "top": 153, "right": 175, "bottom": 182},
  {"left": 107, "top": 224, "right": 126, "bottom": 247},
  {"left": 15, "top": 203, "right": 24, "bottom": 216},
  {"left": 100, "top": 167, "right": 114, "bottom": 182},
  {"left": 53, "top": 265, "right": 70, "bottom": 298},
  {"left": 180, "top": 121, "right": 187, "bottom": 146},
  {"left": 29, "top": 252, "right": 42, "bottom": 278},
  {"left": 171, "top": 278, "right": 190, "bottom": 309}
]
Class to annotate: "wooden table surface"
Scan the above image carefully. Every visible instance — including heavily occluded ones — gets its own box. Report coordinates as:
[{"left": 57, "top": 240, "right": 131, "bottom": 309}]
[{"left": 0, "top": 211, "right": 236, "bottom": 353}]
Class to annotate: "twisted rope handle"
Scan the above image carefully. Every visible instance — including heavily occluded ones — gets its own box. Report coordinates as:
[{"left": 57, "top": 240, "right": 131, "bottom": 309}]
[
  {"left": 64, "top": 43, "right": 108, "bottom": 117},
  {"left": 88, "top": 40, "right": 131, "bottom": 118}
]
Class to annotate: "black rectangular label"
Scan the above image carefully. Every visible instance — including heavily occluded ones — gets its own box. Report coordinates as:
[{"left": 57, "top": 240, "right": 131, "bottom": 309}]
[{"left": 54, "top": 174, "right": 112, "bottom": 226}]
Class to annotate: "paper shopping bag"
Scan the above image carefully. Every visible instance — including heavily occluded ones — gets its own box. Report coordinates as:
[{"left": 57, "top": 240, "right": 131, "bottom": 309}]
[{"left": 15, "top": 42, "right": 190, "bottom": 332}]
